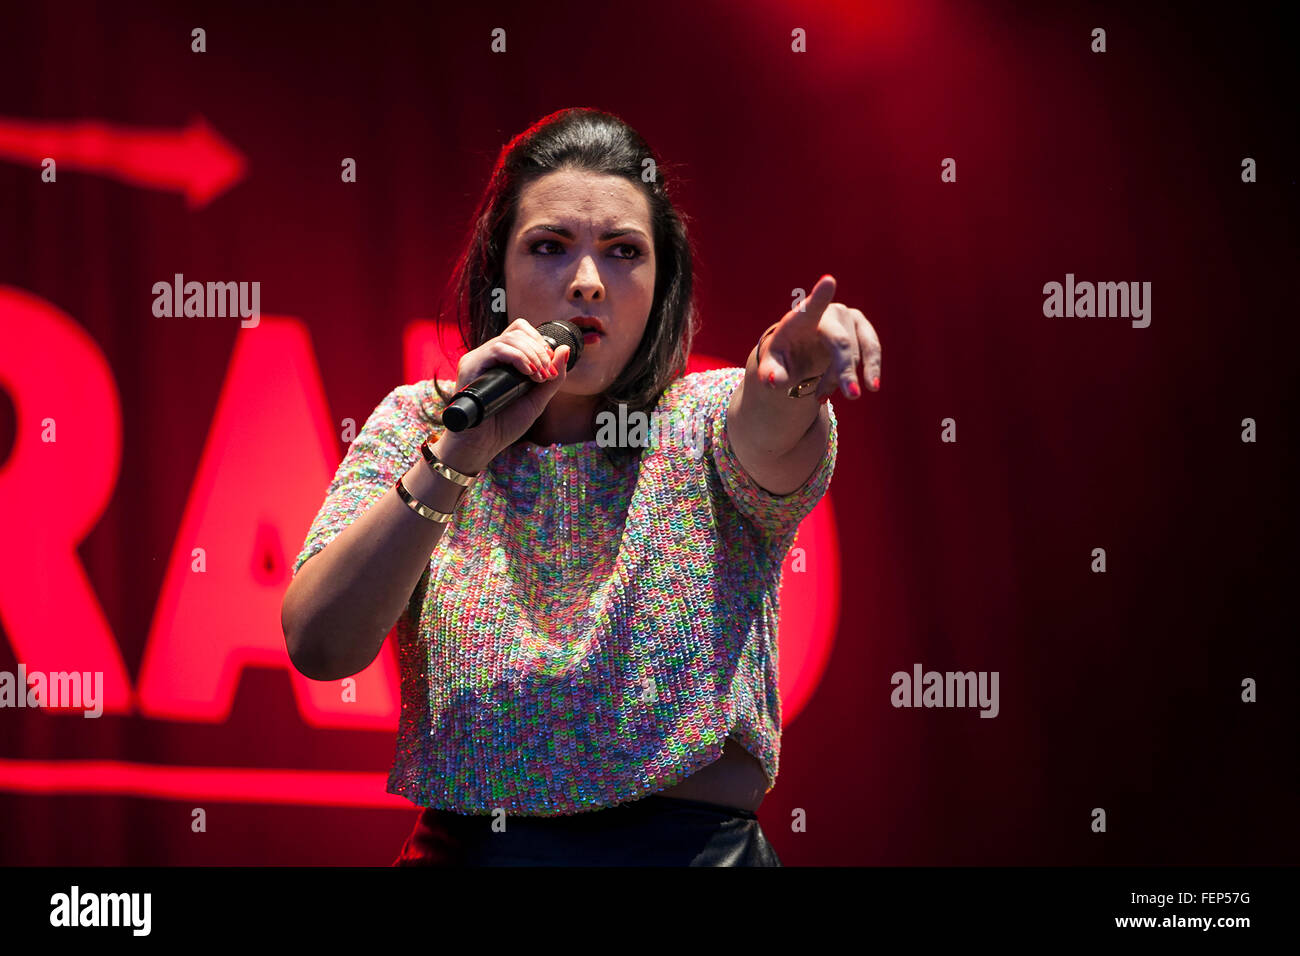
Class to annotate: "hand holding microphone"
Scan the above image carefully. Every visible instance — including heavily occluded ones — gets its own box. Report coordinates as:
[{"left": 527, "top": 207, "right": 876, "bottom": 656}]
[{"left": 432, "top": 318, "right": 582, "bottom": 471}]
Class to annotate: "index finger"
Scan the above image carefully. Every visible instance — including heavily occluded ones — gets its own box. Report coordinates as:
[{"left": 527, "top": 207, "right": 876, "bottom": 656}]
[
  {"left": 788, "top": 274, "right": 837, "bottom": 325},
  {"left": 520, "top": 317, "right": 561, "bottom": 353}
]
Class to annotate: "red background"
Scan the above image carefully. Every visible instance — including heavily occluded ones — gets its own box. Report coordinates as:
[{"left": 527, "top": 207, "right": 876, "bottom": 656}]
[{"left": 1, "top": 0, "right": 1296, "bottom": 865}]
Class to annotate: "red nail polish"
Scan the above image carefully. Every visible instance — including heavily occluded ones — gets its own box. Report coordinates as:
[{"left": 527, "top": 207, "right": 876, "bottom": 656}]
[
  {"left": 848, "top": 381, "right": 861, "bottom": 398},
  {"left": 871, "top": 376, "right": 880, "bottom": 390},
  {"left": 767, "top": 371, "right": 775, "bottom": 386}
]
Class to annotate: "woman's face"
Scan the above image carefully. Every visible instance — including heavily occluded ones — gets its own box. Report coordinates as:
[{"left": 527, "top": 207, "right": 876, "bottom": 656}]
[{"left": 504, "top": 169, "right": 657, "bottom": 397}]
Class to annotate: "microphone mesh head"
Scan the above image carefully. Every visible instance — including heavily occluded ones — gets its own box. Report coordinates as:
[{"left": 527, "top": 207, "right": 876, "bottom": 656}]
[{"left": 535, "top": 319, "right": 583, "bottom": 369}]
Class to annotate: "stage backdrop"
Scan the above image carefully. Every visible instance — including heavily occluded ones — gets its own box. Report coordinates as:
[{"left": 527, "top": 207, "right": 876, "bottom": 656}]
[{"left": 1, "top": 0, "right": 1296, "bottom": 865}]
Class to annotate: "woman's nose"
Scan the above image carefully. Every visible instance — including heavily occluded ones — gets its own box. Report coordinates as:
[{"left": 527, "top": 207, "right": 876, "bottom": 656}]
[{"left": 570, "top": 255, "right": 604, "bottom": 299}]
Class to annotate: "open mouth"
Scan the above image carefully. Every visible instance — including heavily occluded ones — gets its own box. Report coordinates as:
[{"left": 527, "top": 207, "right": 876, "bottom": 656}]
[{"left": 569, "top": 316, "right": 606, "bottom": 343}]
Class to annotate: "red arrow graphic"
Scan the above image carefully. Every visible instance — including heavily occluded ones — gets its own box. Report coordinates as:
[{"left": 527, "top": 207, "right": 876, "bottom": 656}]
[{"left": 0, "top": 113, "right": 246, "bottom": 208}]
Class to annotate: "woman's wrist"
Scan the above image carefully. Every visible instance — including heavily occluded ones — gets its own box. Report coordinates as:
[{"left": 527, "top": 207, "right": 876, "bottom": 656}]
[
  {"left": 428, "top": 432, "right": 496, "bottom": 477},
  {"left": 401, "top": 455, "right": 468, "bottom": 516}
]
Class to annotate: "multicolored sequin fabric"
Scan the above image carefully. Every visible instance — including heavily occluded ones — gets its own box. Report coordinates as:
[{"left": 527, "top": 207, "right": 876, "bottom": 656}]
[{"left": 292, "top": 366, "right": 838, "bottom": 815}]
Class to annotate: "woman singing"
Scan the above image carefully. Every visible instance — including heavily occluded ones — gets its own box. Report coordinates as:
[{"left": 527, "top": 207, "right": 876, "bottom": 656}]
[{"left": 280, "top": 107, "right": 882, "bottom": 865}]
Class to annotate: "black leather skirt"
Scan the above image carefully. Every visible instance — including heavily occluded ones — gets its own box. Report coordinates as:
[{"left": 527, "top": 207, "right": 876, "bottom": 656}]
[{"left": 392, "top": 794, "right": 782, "bottom": 867}]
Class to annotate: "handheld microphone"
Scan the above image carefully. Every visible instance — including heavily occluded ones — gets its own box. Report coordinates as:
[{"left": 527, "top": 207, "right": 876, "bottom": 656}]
[{"left": 441, "top": 319, "right": 584, "bottom": 432}]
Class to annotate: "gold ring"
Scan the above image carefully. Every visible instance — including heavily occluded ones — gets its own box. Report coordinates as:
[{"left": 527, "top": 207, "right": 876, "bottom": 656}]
[{"left": 787, "top": 377, "right": 819, "bottom": 399}]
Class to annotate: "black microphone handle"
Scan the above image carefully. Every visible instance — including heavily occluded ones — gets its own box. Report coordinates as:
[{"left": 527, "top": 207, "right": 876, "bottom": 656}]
[
  {"left": 441, "top": 320, "right": 583, "bottom": 432},
  {"left": 444, "top": 365, "right": 532, "bottom": 432}
]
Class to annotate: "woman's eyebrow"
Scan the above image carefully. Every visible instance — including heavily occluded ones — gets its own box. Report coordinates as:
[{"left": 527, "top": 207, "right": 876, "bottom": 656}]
[{"left": 525, "top": 223, "right": 650, "bottom": 241}]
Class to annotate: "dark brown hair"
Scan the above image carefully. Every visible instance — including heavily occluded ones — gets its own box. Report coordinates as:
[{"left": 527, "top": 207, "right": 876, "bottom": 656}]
[{"left": 433, "top": 107, "right": 698, "bottom": 460}]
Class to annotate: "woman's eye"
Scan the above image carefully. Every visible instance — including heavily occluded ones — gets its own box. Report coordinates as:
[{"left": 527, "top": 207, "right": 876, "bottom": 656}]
[{"left": 529, "top": 240, "right": 642, "bottom": 259}]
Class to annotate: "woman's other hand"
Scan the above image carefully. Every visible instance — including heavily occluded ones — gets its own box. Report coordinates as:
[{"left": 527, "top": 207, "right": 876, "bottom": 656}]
[{"left": 757, "top": 275, "right": 882, "bottom": 402}]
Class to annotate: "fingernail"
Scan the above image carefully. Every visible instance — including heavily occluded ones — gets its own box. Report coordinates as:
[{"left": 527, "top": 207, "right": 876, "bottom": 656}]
[
  {"left": 847, "top": 381, "right": 861, "bottom": 398},
  {"left": 767, "top": 371, "right": 775, "bottom": 386},
  {"left": 871, "top": 376, "right": 880, "bottom": 390},
  {"left": 819, "top": 394, "right": 830, "bottom": 405}
]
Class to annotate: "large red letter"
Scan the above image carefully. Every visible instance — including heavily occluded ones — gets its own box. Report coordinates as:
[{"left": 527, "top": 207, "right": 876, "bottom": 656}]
[
  {"left": 136, "top": 318, "right": 399, "bottom": 728},
  {"left": 0, "top": 287, "right": 132, "bottom": 713}
]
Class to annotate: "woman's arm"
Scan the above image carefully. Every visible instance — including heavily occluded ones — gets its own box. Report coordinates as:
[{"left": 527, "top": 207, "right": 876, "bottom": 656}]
[
  {"left": 281, "top": 434, "right": 492, "bottom": 681},
  {"left": 283, "top": 325, "right": 571, "bottom": 681},
  {"left": 725, "top": 274, "right": 881, "bottom": 494}
]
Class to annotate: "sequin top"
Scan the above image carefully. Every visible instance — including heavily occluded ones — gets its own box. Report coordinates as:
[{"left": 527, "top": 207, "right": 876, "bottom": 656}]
[{"left": 292, "top": 366, "right": 838, "bottom": 816}]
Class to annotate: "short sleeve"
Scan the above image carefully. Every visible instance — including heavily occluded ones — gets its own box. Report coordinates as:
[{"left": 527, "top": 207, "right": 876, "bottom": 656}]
[
  {"left": 291, "top": 380, "right": 450, "bottom": 577},
  {"left": 706, "top": 366, "right": 838, "bottom": 543}
]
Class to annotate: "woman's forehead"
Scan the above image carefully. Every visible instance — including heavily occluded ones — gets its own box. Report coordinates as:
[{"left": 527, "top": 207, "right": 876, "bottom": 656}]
[{"left": 516, "top": 171, "right": 650, "bottom": 227}]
